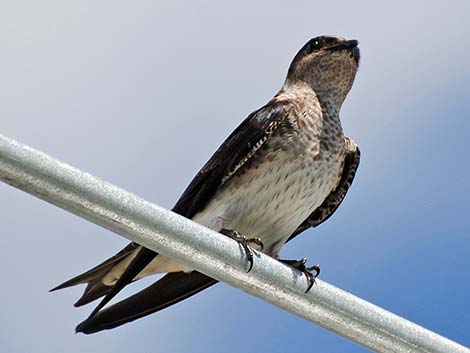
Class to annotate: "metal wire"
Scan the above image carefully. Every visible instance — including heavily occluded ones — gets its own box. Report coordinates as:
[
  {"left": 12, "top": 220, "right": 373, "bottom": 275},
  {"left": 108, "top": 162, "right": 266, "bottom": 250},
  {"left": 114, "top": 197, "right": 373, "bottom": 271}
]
[{"left": 0, "top": 133, "right": 468, "bottom": 353}]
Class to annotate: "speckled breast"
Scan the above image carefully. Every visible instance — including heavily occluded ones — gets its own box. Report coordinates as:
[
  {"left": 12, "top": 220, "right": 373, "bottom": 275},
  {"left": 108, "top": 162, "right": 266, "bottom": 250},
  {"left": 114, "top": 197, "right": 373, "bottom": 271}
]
[{"left": 194, "top": 110, "right": 345, "bottom": 256}]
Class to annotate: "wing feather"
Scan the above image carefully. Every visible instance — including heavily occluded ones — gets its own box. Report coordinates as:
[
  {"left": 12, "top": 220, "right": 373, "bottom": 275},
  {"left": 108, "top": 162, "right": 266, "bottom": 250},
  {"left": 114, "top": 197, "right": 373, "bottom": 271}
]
[{"left": 172, "top": 101, "right": 291, "bottom": 218}]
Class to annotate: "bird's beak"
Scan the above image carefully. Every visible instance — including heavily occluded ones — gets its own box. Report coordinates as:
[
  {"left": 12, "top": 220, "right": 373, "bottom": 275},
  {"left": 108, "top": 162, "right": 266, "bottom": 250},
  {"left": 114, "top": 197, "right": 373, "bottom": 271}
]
[{"left": 326, "top": 39, "right": 360, "bottom": 63}]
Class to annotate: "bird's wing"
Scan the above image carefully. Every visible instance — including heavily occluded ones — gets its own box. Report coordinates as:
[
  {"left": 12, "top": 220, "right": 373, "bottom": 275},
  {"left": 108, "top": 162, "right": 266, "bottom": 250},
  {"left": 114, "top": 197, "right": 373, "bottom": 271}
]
[
  {"left": 60, "top": 100, "right": 294, "bottom": 333},
  {"left": 287, "top": 137, "right": 360, "bottom": 242},
  {"left": 172, "top": 100, "right": 292, "bottom": 218}
]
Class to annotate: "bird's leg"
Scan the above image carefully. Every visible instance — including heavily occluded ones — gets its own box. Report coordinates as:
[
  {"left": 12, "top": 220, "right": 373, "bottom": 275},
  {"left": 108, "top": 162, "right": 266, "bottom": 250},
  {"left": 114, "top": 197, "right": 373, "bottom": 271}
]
[
  {"left": 220, "top": 228, "right": 263, "bottom": 272},
  {"left": 279, "top": 258, "right": 320, "bottom": 293}
]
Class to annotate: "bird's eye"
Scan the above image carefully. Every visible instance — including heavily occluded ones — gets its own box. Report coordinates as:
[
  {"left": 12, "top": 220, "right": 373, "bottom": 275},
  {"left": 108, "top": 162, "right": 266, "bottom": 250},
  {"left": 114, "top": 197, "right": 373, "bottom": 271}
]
[{"left": 306, "top": 38, "right": 324, "bottom": 53}]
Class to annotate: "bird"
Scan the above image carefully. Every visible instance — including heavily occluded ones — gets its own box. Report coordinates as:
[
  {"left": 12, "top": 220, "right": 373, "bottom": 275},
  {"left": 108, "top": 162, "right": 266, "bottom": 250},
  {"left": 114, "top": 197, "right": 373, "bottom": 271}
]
[{"left": 51, "top": 35, "right": 361, "bottom": 334}]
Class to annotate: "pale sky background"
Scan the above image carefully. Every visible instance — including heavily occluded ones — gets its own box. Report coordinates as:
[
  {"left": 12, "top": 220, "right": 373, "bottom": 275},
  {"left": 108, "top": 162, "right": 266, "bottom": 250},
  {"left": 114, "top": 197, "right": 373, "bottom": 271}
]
[{"left": 1, "top": 1, "right": 470, "bottom": 352}]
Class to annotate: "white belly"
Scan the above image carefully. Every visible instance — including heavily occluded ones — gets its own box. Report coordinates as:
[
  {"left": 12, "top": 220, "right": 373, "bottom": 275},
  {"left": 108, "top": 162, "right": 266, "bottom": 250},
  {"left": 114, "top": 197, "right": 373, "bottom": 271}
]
[{"left": 193, "top": 149, "right": 343, "bottom": 256}]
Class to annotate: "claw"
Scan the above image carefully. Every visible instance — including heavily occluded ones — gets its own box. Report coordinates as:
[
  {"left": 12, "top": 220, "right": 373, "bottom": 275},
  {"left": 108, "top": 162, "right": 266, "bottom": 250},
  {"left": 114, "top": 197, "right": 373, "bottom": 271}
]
[
  {"left": 304, "top": 264, "right": 320, "bottom": 293},
  {"left": 240, "top": 238, "right": 255, "bottom": 272},
  {"left": 280, "top": 258, "right": 320, "bottom": 293},
  {"left": 220, "top": 229, "right": 264, "bottom": 272}
]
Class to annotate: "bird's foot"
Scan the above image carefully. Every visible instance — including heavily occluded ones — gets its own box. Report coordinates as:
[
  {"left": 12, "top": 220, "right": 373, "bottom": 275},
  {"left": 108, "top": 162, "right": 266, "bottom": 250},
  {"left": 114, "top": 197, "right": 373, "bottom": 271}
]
[
  {"left": 280, "top": 258, "right": 320, "bottom": 293},
  {"left": 220, "top": 228, "right": 263, "bottom": 272}
]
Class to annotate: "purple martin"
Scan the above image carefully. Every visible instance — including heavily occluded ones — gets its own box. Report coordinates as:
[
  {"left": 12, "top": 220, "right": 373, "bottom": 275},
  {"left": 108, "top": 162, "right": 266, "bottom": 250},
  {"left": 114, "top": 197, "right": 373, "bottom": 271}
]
[{"left": 52, "top": 35, "right": 361, "bottom": 334}]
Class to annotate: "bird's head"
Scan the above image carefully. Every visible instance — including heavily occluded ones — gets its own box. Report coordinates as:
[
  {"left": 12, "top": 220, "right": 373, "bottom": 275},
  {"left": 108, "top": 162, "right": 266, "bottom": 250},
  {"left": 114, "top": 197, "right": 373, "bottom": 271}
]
[{"left": 285, "top": 36, "right": 360, "bottom": 108}]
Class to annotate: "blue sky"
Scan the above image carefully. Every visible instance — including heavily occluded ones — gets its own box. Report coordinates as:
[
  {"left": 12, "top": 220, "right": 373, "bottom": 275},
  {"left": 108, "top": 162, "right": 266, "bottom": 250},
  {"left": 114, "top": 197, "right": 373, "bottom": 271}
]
[{"left": 1, "top": 1, "right": 469, "bottom": 352}]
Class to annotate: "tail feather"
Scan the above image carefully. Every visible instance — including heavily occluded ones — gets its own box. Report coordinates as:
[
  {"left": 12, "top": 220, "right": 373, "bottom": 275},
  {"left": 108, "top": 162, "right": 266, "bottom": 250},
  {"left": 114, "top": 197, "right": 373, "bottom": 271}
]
[
  {"left": 73, "top": 280, "right": 114, "bottom": 307},
  {"left": 85, "top": 247, "right": 158, "bottom": 319},
  {"left": 50, "top": 243, "right": 140, "bottom": 306},
  {"left": 76, "top": 271, "right": 218, "bottom": 334}
]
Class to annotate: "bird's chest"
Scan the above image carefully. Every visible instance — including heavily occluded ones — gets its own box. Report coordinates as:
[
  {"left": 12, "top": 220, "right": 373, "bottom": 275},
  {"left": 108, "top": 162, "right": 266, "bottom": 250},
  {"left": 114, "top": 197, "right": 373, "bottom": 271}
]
[{"left": 195, "top": 125, "right": 345, "bottom": 255}]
